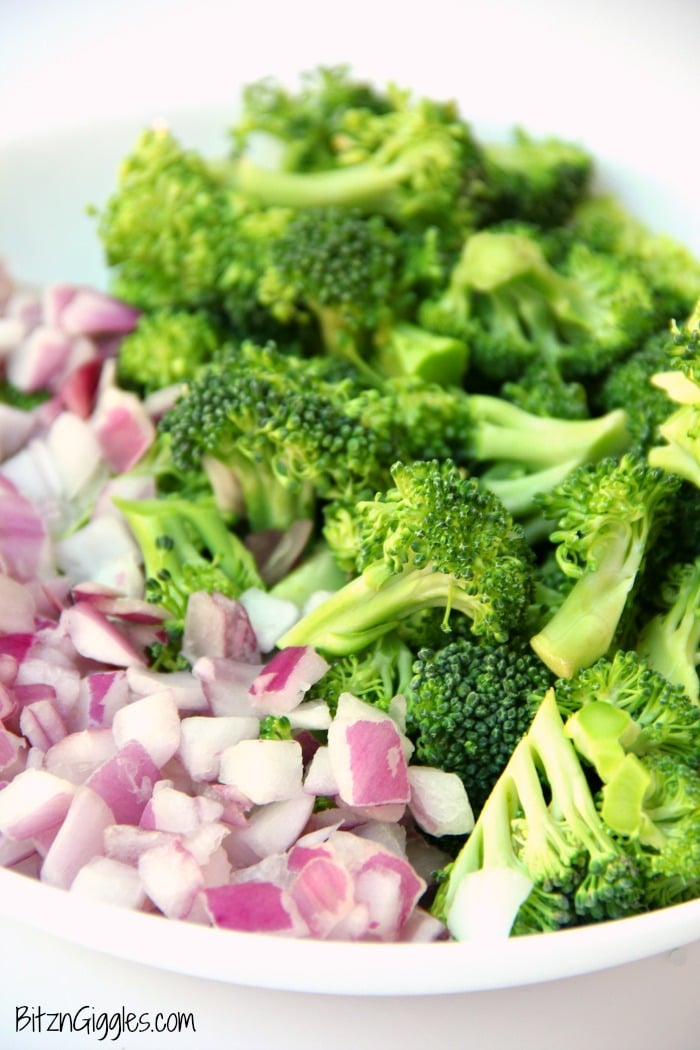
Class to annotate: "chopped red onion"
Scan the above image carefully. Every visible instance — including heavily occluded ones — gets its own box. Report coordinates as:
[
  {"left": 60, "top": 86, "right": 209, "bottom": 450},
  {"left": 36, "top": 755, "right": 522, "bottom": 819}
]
[
  {"left": 219, "top": 739, "right": 304, "bottom": 805},
  {"left": 90, "top": 385, "right": 155, "bottom": 473},
  {"left": 70, "top": 854, "right": 146, "bottom": 909},
  {"left": 178, "top": 714, "right": 260, "bottom": 783},
  {"left": 0, "top": 767, "right": 76, "bottom": 839},
  {"left": 203, "top": 880, "right": 305, "bottom": 935},
  {"left": 249, "top": 645, "right": 329, "bottom": 716},
  {"left": 111, "top": 690, "right": 181, "bottom": 769},
  {"left": 85, "top": 739, "right": 160, "bottom": 824},
  {"left": 40, "top": 784, "right": 114, "bottom": 889},
  {"left": 182, "top": 591, "right": 260, "bottom": 666}
]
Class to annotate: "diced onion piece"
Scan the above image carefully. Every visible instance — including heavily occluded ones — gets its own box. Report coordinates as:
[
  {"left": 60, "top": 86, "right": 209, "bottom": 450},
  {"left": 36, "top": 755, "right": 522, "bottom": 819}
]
[
  {"left": 219, "top": 739, "right": 304, "bottom": 805},
  {"left": 138, "top": 839, "right": 203, "bottom": 920},
  {"left": 407, "top": 766, "right": 475, "bottom": 837},
  {"left": 111, "top": 690, "right": 181, "bottom": 768},
  {"left": 239, "top": 588, "right": 300, "bottom": 653},
  {"left": 70, "top": 855, "right": 146, "bottom": 909},
  {"left": 85, "top": 739, "right": 159, "bottom": 824},
  {"left": 182, "top": 591, "right": 260, "bottom": 665},
  {"left": 327, "top": 716, "right": 410, "bottom": 808},
  {"left": 61, "top": 602, "right": 146, "bottom": 668},
  {"left": 178, "top": 714, "right": 260, "bottom": 782},
  {"left": 249, "top": 646, "right": 329, "bottom": 716},
  {"left": 226, "top": 794, "right": 315, "bottom": 866},
  {"left": 40, "top": 785, "right": 113, "bottom": 889},
  {"left": 203, "top": 881, "right": 305, "bottom": 935},
  {"left": 139, "top": 782, "right": 223, "bottom": 835},
  {"left": 0, "top": 768, "right": 76, "bottom": 839}
]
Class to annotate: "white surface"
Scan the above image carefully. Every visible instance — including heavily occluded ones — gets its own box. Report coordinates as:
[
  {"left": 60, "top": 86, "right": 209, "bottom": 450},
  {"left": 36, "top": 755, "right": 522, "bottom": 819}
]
[
  {"left": 2, "top": 914, "right": 699, "bottom": 1050},
  {"left": 2, "top": 2, "right": 700, "bottom": 1046}
]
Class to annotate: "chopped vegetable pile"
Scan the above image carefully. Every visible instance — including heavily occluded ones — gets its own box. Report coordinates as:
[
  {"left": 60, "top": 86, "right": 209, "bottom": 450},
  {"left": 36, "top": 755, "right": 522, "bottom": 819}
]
[{"left": 1, "top": 65, "right": 700, "bottom": 944}]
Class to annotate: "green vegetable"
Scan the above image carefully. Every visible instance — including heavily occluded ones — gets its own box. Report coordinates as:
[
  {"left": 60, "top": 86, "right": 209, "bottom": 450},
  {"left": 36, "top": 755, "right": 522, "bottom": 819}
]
[
  {"left": 88, "top": 65, "right": 700, "bottom": 939},
  {"left": 433, "top": 688, "right": 645, "bottom": 936},
  {"left": 278, "top": 458, "right": 535, "bottom": 654},
  {"left": 114, "top": 494, "right": 263, "bottom": 662},
  {"left": 530, "top": 455, "right": 680, "bottom": 677},
  {"left": 405, "top": 636, "right": 554, "bottom": 813}
]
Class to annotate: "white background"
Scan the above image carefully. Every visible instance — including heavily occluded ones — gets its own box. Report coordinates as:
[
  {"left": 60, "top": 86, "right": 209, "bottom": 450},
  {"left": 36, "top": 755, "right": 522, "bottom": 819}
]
[{"left": 1, "top": 2, "right": 700, "bottom": 1047}]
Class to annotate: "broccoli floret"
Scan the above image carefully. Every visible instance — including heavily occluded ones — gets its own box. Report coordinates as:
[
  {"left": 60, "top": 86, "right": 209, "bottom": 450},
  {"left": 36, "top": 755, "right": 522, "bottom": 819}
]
[
  {"left": 159, "top": 341, "right": 395, "bottom": 531},
  {"left": 595, "top": 328, "right": 679, "bottom": 452},
  {"left": 419, "top": 228, "right": 654, "bottom": 383},
  {"left": 555, "top": 668, "right": 700, "bottom": 903},
  {"left": 483, "top": 128, "right": 593, "bottom": 227},
  {"left": 116, "top": 308, "right": 224, "bottom": 395},
  {"left": 308, "top": 633, "right": 415, "bottom": 716},
  {"left": 95, "top": 127, "right": 238, "bottom": 310},
  {"left": 258, "top": 715, "right": 294, "bottom": 740},
  {"left": 530, "top": 455, "right": 681, "bottom": 678},
  {"left": 405, "top": 636, "right": 554, "bottom": 813},
  {"left": 94, "top": 126, "right": 297, "bottom": 327},
  {"left": 647, "top": 311, "right": 700, "bottom": 486},
  {"left": 636, "top": 558, "right": 700, "bottom": 704},
  {"left": 230, "top": 65, "right": 393, "bottom": 174},
  {"left": 258, "top": 206, "right": 405, "bottom": 375},
  {"left": 500, "top": 360, "right": 590, "bottom": 420},
  {"left": 571, "top": 194, "right": 700, "bottom": 323},
  {"left": 277, "top": 459, "right": 535, "bottom": 655},
  {"left": 230, "top": 75, "right": 487, "bottom": 238},
  {"left": 114, "top": 494, "right": 264, "bottom": 660},
  {"left": 640, "top": 753, "right": 700, "bottom": 908},
  {"left": 433, "top": 688, "right": 645, "bottom": 938},
  {"left": 556, "top": 650, "right": 700, "bottom": 770},
  {"left": 463, "top": 392, "right": 630, "bottom": 478},
  {"left": 372, "top": 321, "right": 469, "bottom": 387},
  {"left": 344, "top": 376, "right": 630, "bottom": 515}
]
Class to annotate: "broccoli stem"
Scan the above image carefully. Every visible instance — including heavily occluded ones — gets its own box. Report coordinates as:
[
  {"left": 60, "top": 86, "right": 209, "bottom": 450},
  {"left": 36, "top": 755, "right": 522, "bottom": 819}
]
[
  {"left": 467, "top": 397, "right": 630, "bottom": 470},
  {"left": 438, "top": 690, "right": 604, "bottom": 924},
  {"left": 648, "top": 406, "right": 700, "bottom": 488},
  {"left": 225, "top": 451, "right": 316, "bottom": 533},
  {"left": 277, "top": 562, "right": 495, "bottom": 655},
  {"left": 530, "top": 525, "right": 643, "bottom": 678},
  {"left": 481, "top": 459, "right": 582, "bottom": 518},
  {"left": 637, "top": 560, "right": 700, "bottom": 703},
  {"left": 231, "top": 155, "right": 411, "bottom": 211}
]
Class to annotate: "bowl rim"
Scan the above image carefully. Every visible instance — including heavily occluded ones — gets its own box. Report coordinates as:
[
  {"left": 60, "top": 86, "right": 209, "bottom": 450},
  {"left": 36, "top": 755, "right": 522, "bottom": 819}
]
[{"left": 1, "top": 866, "right": 698, "bottom": 996}]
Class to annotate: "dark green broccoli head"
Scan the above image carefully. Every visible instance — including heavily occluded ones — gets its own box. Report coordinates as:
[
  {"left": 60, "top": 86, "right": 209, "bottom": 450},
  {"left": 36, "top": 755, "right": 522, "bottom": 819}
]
[
  {"left": 483, "top": 128, "right": 593, "bottom": 228},
  {"left": 160, "top": 340, "right": 396, "bottom": 528},
  {"left": 571, "top": 194, "right": 700, "bottom": 323},
  {"left": 260, "top": 205, "right": 402, "bottom": 334},
  {"left": 595, "top": 329, "right": 678, "bottom": 451},
  {"left": 406, "top": 636, "right": 554, "bottom": 812}
]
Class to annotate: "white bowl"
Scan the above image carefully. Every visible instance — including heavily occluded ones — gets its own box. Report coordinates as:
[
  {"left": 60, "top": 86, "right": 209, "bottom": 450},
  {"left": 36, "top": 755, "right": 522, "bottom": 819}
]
[{"left": 2, "top": 3, "right": 700, "bottom": 1046}]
